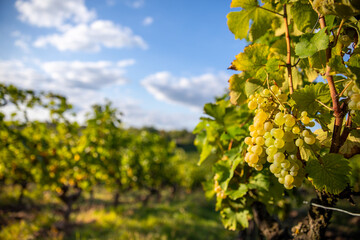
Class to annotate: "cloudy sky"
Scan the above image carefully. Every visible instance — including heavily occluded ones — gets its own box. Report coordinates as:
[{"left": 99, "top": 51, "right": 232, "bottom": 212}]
[{"left": 0, "top": 0, "right": 246, "bottom": 130}]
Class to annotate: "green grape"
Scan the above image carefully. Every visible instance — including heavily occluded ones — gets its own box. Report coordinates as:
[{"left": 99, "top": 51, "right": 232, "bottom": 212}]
[
  {"left": 281, "top": 160, "right": 290, "bottom": 169},
  {"left": 274, "top": 139, "right": 285, "bottom": 149},
  {"left": 270, "top": 85, "right": 279, "bottom": 94},
  {"left": 292, "top": 126, "right": 300, "bottom": 134},
  {"left": 301, "top": 111, "right": 308, "bottom": 117},
  {"left": 284, "top": 142, "right": 296, "bottom": 152},
  {"left": 270, "top": 163, "right": 281, "bottom": 174},
  {"left": 255, "top": 164, "right": 263, "bottom": 171},
  {"left": 248, "top": 100, "right": 257, "bottom": 110},
  {"left": 251, "top": 145, "right": 263, "bottom": 155},
  {"left": 295, "top": 138, "right": 304, "bottom": 147},
  {"left": 265, "top": 138, "right": 275, "bottom": 147},
  {"left": 266, "top": 145, "right": 278, "bottom": 156},
  {"left": 301, "top": 116, "right": 310, "bottom": 124},
  {"left": 264, "top": 121, "right": 273, "bottom": 132},
  {"left": 249, "top": 153, "right": 259, "bottom": 164},
  {"left": 273, "top": 152, "right": 285, "bottom": 162},
  {"left": 278, "top": 177, "right": 285, "bottom": 184},
  {"left": 302, "top": 129, "right": 310, "bottom": 137},
  {"left": 284, "top": 114, "right": 295, "bottom": 127},
  {"left": 244, "top": 137, "right": 253, "bottom": 145},
  {"left": 284, "top": 174, "right": 294, "bottom": 185},
  {"left": 304, "top": 136, "right": 316, "bottom": 145},
  {"left": 267, "top": 155, "right": 274, "bottom": 163},
  {"left": 255, "top": 137, "right": 265, "bottom": 145},
  {"left": 283, "top": 131, "right": 294, "bottom": 142},
  {"left": 264, "top": 132, "right": 272, "bottom": 139},
  {"left": 274, "top": 112, "right": 285, "bottom": 125},
  {"left": 273, "top": 128, "right": 284, "bottom": 139},
  {"left": 249, "top": 125, "right": 256, "bottom": 132}
]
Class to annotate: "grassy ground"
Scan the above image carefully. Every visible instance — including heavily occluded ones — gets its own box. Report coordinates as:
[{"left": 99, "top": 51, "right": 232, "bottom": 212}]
[{"left": 0, "top": 186, "right": 237, "bottom": 240}]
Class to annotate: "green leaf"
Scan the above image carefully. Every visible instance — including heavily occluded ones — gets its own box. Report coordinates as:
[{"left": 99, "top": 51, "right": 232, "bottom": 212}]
[
  {"left": 308, "top": 50, "right": 327, "bottom": 72},
  {"left": 229, "top": 73, "right": 248, "bottom": 105},
  {"left": 291, "top": 83, "right": 332, "bottom": 115},
  {"left": 221, "top": 208, "right": 249, "bottom": 231},
  {"left": 314, "top": 129, "right": 332, "bottom": 148},
  {"left": 295, "top": 28, "right": 330, "bottom": 58},
  {"left": 339, "top": 134, "right": 360, "bottom": 158},
  {"left": 227, "top": 2, "right": 275, "bottom": 41},
  {"left": 349, "top": 154, "right": 360, "bottom": 191},
  {"left": 291, "top": 2, "right": 318, "bottom": 33},
  {"left": 227, "top": 11, "right": 252, "bottom": 40},
  {"left": 312, "top": 0, "right": 360, "bottom": 18},
  {"left": 328, "top": 55, "right": 348, "bottom": 75},
  {"left": 245, "top": 79, "right": 264, "bottom": 97},
  {"left": 232, "top": 44, "right": 270, "bottom": 76},
  {"left": 231, "top": 0, "right": 257, "bottom": 8},
  {"left": 227, "top": 184, "right": 248, "bottom": 200},
  {"left": 204, "top": 103, "right": 226, "bottom": 122},
  {"left": 306, "top": 153, "right": 351, "bottom": 194},
  {"left": 248, "top": 172, "right": 269, "bottom": 191},
  {"left": 198, "top": 140, "right": 213, "bottom": 165},
  {"left": 346, "top": 54, "right": 360, "bottom": 88}
]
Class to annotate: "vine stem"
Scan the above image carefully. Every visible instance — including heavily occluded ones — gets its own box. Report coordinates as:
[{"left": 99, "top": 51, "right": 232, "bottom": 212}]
[
  {"left": 318, "top": 15, "right": 344, "bottom": 153},
  {"left": 283, "top": 5, "right": 294, "bottom": 94}
]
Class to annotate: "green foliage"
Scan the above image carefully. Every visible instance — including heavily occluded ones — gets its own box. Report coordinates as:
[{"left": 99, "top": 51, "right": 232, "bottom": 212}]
[
  {"left": 295, "top": 28, "right": 330, "bottom": 58},
  {"left": 195, "top": 0, "right": 360, "bottom": 233},
  {"left": 306, "top": 153, "right": 351, "bottom": 194}
]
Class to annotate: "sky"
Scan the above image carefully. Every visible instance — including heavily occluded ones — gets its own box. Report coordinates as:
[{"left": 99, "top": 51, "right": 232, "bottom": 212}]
[{"left": 0, "top": 0, "right": 246, "bottom": 130}]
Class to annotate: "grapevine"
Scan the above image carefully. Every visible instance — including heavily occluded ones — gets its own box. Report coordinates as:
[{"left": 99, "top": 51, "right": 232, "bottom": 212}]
[{"left": 195, "top": 0, "right": 360, "bottom": 239}]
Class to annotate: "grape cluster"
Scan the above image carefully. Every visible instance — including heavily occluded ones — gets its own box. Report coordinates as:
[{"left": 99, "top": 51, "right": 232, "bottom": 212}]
[
  {"left": 343, "top": 81, "right": 360, "bottom": 114},
  {"left": 214, "top": 174, "right": 226, "bottom": 199},
  {"left": 244, "top": 85, "right": 317, "bottom": 189}
]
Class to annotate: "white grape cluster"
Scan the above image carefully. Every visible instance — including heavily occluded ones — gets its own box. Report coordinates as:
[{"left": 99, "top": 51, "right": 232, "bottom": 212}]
[
  {"left": 244, "top": 85, "right": 317, "bottom": 189},
  {"left": 343, "top": 81, "right": 360, "bottom": 114},
  {"left": 214, "top": 174, "right": 226, "bottom": 199}
]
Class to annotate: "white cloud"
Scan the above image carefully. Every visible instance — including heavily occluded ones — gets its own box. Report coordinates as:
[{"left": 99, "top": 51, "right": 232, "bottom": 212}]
[
  {"left": 142, "top": 17, "right": 153, "bottom": 26},
  {"left": 15, "top": 0, "right": 96, "bottom": 30},
  {"left": 40, "top": 61, "right": 129, "bottom": 90},
  {"left": 0, "top": 60, "right": 47, "bottom": 89},
  {"left": 125, "top": 0, "right": 145, "bottom": 8},
  {"left": 34, "top": 20, "right": 148, "bottom": 52},
  {"left": 0, "top": 59, "right": 133, "bottom": 106},
  {"left": 12, "top": 31, "right": 31, "bottom": 52},
  {"left": 141, "top": 71, "right": 229, "bottom": 110}
]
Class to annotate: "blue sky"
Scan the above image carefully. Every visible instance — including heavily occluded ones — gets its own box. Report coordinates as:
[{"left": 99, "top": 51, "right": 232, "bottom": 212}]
[{"left": 0, "top": 0, "right": 246, "bottom": 130}]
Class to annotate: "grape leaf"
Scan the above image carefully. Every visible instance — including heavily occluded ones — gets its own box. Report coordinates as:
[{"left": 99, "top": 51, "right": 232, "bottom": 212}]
[
  {"left": 295, "top": 28, "right": 330, "bottom": 58},
  {"left": 339, "top": 134, "right": 360, "bottom": 158},
  {"left": 328, "top": 55, "right": 348, "bottom": 75},
  {"left": 291, "top": 83, "right": 332, "bottom": 115},
  {"left": 312, "top": 0, "right": 360, "bottom": 18},
  {"left": 204, "top": 103, "right": 226, "bottom": 123},
  {"left": 291, "top": 2, "right": 318, "bottom": 33},
  {"left": 231, "top": 44, "right": 269, "bottom": 76},
  {"left": 306, "top": 153, "right": 351, "bottom": 194},
  {"left": 227, "top": 1, "right": 275, "bottom": 41},
  {"left": 230, "top": 0, "right": 257, "bottom": 8},
  {"left": 227, "top": 184, "right": 248, "bottom": 200},
  {"left": 346, "top": 54, "right": 360, "bottom": 88},
  {"left": 229, "top": 73, "right": 248, "bottom": 105},
  {"left": 221, "top": 208, "right": 249, "bottom": 230},
  {"left": 308, "top": 50, "right": 327, "bottom": 72},
  {"left": 314, "top": 129, "right": 332, "bottom": 148},
  {"left": 349, "top": 154, "right": 360, "bottom": 191}
]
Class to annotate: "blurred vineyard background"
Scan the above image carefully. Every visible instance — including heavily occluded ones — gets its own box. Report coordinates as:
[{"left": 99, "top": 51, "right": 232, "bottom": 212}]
[{"left": 0, "top": 84, "right": 237, "bottom": 240}]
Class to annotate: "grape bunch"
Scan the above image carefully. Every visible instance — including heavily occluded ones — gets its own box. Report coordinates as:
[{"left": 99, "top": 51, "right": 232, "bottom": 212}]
[
  {"left": 214, "top": 174, "right": 226, "bottom": 199},
  {"left": 343, "top": 81, "right": 360, "bottom": 114},
  {"left": 244, "top": 85, "right": 317, "bottom": 189}
]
